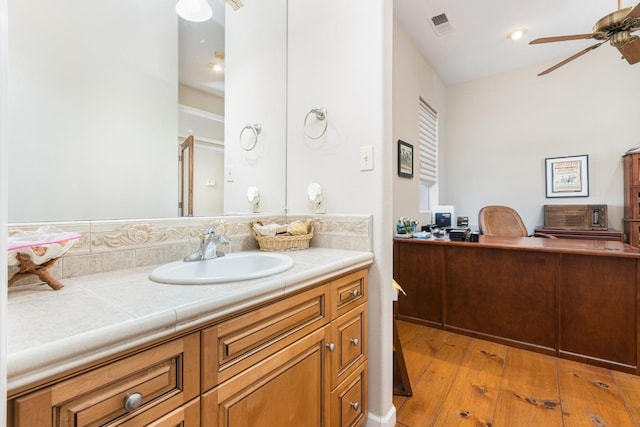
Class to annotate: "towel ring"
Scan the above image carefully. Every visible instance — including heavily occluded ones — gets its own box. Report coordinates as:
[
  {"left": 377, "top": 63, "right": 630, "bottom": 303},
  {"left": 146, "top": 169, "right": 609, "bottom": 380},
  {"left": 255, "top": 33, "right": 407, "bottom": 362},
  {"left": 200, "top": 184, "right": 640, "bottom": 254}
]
[
  {"left": 304, "top": 107, "right": 328, "bottom": 140},
  {"left": 239, "top": 123, "right": 261, "bottom": 151}
]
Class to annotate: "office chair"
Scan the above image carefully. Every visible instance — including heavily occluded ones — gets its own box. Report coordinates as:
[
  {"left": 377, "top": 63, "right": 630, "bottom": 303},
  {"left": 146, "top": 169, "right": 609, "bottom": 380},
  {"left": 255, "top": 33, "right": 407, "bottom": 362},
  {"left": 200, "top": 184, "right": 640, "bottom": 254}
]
[{"left": 478, "top": 205, "right": 556, "bottom": 238}]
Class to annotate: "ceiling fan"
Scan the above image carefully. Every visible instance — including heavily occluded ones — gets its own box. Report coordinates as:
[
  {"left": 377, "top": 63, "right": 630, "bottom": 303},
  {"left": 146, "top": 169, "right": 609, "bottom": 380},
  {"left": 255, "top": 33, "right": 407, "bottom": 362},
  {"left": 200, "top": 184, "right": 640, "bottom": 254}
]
[{"left": 529, "top": 0, "right": 640, "bottom": 75}]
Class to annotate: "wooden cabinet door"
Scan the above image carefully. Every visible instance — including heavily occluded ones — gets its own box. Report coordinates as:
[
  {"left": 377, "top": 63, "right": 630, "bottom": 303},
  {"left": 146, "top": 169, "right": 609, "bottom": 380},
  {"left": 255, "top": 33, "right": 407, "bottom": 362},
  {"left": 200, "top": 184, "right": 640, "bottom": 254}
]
[
  {"left": 330, "top": 362, "right": 367, "bottom": 427},
  {"left": 329, "top": 304, "right": 367, "bottom": 390},
  {"left": 202, "top": 326, "right": 331, "bottom": 427}
]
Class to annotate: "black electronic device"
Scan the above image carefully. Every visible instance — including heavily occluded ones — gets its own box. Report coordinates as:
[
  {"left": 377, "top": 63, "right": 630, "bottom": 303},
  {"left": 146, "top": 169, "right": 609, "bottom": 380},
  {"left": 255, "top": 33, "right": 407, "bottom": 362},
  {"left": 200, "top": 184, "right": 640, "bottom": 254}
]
[
  {"left": 435, "top": 212, "right": 452, "bottom": 228},
  {"left": 449, "top": 227, "right": 470, "bottom": 241}
]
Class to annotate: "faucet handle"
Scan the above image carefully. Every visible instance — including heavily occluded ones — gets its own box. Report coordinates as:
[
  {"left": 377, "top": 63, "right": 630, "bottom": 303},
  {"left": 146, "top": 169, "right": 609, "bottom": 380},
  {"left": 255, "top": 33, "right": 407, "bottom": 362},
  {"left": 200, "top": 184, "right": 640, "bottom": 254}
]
[{"left": 202, "top": 220, "right": 226, "bottom": 238}]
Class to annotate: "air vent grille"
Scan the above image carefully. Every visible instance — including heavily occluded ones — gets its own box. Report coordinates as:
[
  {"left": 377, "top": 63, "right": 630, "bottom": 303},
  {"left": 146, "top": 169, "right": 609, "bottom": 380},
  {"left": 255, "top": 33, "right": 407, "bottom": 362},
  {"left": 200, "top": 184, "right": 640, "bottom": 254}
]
[
  {"left": 430, "top": 12, "right": 455, "bottom": 36},
  {"left": 431, "top": 13, "right": 449, "bottom": 27}
]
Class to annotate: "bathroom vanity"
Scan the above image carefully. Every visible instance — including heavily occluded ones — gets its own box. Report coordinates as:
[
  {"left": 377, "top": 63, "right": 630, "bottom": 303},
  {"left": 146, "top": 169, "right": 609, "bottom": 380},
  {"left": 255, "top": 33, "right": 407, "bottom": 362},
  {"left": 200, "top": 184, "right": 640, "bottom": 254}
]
[{"left": 6, "top": 248, "right": 372, "bottom": 427}]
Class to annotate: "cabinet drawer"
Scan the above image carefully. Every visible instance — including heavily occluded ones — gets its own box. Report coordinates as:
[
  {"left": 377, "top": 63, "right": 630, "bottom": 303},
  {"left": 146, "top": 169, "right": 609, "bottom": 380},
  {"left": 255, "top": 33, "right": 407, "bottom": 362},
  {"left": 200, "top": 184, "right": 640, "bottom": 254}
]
[
  {"left": 331, "top": 361, "right": 368, "bottom": 427},
  {"left": 202, "top": 284, "right": 329, "bottom": 390},
  {"left": 332, "top": 270, "right": 367, "bottom": 319},
  {"left": 329, "top": 303, "right": 367, "bottom": 389},
  {"left": 10, "top": 333, "right": 199, "bottom": 427}
]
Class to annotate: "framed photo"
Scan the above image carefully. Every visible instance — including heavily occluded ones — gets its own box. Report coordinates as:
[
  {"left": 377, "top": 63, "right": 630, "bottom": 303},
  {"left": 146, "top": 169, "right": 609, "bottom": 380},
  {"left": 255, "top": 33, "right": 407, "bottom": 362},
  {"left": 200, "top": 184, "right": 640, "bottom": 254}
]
[
  {"left": 398, "top": 140, "right": 413, "bottom": 178},
  {"left": 545, "top": 154, "right": 589, "bottom": 198}
]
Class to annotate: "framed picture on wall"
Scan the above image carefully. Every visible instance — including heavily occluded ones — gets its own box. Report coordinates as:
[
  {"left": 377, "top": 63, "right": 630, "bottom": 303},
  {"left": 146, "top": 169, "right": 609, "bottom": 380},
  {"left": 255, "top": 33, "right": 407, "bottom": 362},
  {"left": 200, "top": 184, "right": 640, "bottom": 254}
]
[
  {"left": 398, "top": 140, "right": 413, "bottom": 178},
  {"left": 545, "top": 154, "right": 589, "bottom": 198}
]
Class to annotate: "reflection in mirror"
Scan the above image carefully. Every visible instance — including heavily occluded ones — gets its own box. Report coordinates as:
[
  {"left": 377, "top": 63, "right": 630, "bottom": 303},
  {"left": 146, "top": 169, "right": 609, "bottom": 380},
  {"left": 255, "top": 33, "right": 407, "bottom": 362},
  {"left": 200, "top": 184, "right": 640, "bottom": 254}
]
[
  {"left": 223, "top": 0, "right": 287, "bottom": 214},
  {"left": 8, "top": 0, "right": 178, "bottom": 222},
  {"left": 179, "top": 136, "right": 194, "bottom": 217},
  {"left": 7, "top": 0, "right": 287, "bottom": 222},
  {"left": 178, "top": 0, "right": 225, "bottom": 216}
]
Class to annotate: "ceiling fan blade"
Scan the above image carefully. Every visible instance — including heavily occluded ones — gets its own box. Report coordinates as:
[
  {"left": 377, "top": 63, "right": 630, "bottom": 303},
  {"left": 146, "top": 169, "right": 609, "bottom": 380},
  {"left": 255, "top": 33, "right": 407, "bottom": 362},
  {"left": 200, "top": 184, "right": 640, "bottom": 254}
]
[
  {"left": 529, "top": 33, "right": 604, "bottom": 44},
  {"left": 618, "top": 36, "right": 640, "bottom": 63},
  {"left": 627, "top": 2, "right": 640, "bottom": 18},
  {"left": 537, "top": 41, "right": 607, "bottom": 76}
]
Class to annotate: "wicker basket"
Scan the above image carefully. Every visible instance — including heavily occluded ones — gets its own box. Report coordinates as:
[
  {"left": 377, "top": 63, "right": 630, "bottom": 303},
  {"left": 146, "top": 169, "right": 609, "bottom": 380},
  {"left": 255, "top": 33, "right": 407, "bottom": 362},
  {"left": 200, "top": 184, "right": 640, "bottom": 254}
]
[{"left": 251, "top": 223, "right": 313, "bottom": 251}]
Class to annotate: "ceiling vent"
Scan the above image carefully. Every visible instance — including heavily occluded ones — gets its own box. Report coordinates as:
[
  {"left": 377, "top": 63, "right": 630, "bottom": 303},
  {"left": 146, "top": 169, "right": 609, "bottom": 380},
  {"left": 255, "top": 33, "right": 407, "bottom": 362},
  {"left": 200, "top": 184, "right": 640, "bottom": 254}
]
[{"left": 430, "top": 12, "right": 455, "bottom": 36}]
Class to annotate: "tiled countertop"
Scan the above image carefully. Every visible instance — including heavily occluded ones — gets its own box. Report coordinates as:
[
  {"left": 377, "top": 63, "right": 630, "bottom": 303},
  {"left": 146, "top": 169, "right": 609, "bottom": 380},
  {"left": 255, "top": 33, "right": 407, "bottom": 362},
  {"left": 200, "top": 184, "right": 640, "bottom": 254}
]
[{"left": 7, "top": 248, "right": 374, "bottom": 394}]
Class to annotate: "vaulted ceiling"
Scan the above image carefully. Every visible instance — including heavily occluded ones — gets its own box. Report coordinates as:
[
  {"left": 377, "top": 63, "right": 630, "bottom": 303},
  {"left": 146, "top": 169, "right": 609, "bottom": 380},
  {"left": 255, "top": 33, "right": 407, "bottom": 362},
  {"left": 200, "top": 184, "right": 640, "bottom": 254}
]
[{"left": 394, "top": 0, "right": 640, "bottom": 85}]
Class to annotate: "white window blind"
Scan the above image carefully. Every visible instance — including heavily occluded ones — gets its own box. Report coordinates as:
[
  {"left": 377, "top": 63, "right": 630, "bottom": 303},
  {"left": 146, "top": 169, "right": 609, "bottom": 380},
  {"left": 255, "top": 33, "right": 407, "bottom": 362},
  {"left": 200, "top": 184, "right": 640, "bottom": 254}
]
[{"left": 418, "top": 98, "right": 437, "bottom": 183}]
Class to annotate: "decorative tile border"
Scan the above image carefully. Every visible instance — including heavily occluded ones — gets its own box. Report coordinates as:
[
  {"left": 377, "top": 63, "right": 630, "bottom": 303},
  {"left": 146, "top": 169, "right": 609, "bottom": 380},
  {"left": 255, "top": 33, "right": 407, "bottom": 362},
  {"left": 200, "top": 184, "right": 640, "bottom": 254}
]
[{"left": 7, "top": 214, "right": 372, "bottom": 285}]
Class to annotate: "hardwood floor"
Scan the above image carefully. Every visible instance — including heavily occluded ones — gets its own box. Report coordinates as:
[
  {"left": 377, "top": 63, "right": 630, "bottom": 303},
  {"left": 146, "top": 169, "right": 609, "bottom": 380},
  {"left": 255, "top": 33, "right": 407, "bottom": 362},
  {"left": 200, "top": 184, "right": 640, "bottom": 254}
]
[{"left": 393, "top": 320, "right": 640, "bottom": 427}]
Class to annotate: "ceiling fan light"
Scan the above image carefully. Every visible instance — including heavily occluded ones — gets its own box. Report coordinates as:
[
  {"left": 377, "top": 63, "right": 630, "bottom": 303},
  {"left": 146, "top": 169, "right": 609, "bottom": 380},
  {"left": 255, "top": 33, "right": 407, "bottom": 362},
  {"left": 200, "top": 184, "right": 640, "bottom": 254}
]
[
  {"left": 507, "top": 28, "right": 528, "bottom": 41},
  {"left": 176, "top": 0, "right": 213, "bottom": 22}
]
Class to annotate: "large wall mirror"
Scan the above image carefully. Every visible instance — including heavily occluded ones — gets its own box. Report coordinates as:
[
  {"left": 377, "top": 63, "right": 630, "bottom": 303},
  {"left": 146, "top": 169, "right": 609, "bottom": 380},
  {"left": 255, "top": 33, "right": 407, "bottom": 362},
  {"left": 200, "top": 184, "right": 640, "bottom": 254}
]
[{"left": 7, "top": 0, "right": 287, "bottom": 222}]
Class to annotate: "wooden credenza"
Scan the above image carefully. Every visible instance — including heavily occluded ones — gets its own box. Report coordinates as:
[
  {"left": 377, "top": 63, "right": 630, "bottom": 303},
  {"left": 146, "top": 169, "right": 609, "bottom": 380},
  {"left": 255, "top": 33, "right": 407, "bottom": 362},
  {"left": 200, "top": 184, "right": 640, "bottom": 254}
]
[
  {"left": 393, "top": 236, "right": 640, "bottom": 374},
  {"left": 8, "top": 269, "right": 369, "bottom": 427},
  {"left": 624, "top": 151, "right": 640, "bottom": 247}
]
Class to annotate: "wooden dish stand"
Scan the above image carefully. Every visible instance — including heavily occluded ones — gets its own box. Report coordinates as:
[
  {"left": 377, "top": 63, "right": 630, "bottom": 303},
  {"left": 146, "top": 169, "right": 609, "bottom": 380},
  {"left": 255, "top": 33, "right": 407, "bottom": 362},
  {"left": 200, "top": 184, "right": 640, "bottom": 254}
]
[{"left": 8, "top": 253, "right": 64, "bottom": 290}]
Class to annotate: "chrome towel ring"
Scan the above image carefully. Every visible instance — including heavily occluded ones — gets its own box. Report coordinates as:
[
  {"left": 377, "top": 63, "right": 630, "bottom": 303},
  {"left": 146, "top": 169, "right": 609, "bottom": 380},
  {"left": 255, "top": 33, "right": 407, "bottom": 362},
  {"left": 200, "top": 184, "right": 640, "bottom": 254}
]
[
  {"left": 304, "top": 107, "right": 328, "bottom": 140},
  {"left": 239, "top": 123, "right": 261, "bottom": 151}
]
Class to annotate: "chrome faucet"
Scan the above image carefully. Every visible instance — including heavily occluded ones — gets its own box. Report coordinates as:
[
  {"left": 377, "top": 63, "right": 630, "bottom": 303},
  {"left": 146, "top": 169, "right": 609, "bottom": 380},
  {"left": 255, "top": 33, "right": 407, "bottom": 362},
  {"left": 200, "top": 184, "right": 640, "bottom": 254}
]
[{"left": 183, "top": 223, "right": 230, "bottom": 262}]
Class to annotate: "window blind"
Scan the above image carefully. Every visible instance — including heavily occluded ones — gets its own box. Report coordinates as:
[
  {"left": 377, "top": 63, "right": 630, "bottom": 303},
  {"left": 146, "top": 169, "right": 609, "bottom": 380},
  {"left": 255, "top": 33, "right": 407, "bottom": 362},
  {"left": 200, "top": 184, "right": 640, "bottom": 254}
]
[{"left": 418, "top": 98, "right": 437, "bottom": 183}]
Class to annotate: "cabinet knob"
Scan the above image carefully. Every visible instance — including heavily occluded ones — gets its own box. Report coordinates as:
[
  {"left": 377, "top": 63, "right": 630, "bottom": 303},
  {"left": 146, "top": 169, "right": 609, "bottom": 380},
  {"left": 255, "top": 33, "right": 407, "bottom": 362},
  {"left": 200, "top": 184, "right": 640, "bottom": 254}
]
[
  {"left": 350, "top": 338, "right": 359, "bottom": 346},
  {"left": 350, "top": 401, "right": 360, "bottom": 410},
  {"left": 123, "top": 392, "right": 144, "bottom": 412},
  {"left": 326, "top": 342, "right": 335, "bottom": 352},
  {"left": 349, "top": 289, "right": 360, "bottom": 298}
]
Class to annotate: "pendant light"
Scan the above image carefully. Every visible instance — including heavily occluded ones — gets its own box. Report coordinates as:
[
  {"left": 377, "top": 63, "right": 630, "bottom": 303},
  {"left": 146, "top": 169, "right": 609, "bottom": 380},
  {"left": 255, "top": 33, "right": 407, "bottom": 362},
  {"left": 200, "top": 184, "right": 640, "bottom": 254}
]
[{"left": 176, "top": 0, "right": 213, "bottom": 22}]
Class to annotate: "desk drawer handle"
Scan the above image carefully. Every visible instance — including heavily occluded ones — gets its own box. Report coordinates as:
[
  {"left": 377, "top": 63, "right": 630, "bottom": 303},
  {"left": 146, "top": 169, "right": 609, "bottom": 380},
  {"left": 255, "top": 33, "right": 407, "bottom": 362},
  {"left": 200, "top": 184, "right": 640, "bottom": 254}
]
[
  {"left": 350, "top": 338, "right": 359, "bottom": 346},
  {"left": 123, "top": 392, "right": 143, "bottom": 412},
  {"left": 350, "top": 401, "right": 360, "bottom": 410},
  {"left": 326, "top": 343, "right": 336, "bottom": 352},
  {"left": 349, "top": 289, "right": 359, "bottom": 298}
]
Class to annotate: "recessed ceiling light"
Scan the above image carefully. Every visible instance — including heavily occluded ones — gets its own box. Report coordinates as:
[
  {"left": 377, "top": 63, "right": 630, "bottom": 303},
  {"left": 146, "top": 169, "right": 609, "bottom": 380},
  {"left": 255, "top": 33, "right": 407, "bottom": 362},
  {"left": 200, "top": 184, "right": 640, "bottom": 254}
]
[
  {"left": 175, "top": 0, "right": 212, "bottom": 22},
  {"left": 507, "top": 28, "right": 528, "bottom": 41}
]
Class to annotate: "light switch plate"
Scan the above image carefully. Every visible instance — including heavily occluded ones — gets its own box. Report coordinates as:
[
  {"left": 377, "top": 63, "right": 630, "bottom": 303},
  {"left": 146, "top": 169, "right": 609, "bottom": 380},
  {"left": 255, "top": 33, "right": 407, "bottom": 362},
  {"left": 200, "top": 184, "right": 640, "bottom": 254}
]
[
  {"left": 226, "top": 167, "right": 235, "bottom": 182},
  {"left": 360, "top": 146, "right": 373, "bottom": 171}
]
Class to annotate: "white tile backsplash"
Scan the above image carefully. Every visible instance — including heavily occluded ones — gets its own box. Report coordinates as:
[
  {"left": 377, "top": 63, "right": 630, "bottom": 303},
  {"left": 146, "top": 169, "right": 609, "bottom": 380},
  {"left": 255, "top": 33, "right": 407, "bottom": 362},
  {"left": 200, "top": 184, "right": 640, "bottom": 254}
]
[{"left": 7, "top": 214, "right": 372, "bottom": 286}]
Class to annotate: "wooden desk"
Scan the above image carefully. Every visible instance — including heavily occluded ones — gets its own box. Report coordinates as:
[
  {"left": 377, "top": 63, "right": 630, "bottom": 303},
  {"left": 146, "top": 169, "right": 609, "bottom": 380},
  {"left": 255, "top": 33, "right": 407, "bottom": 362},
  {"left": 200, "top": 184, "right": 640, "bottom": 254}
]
[
  {"left": 534, "top": 226, "right": 625, "bottom": 242},
  {"left": 393, "top": 236, "right": 640, "bottom": 374}
]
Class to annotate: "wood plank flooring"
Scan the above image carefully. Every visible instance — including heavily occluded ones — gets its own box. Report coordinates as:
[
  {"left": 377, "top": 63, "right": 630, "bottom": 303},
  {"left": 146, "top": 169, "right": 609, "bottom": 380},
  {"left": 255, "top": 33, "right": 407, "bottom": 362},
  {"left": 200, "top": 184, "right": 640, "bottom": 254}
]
[{"left": 393, "top": 320, "right": 640, "bottom": 427}]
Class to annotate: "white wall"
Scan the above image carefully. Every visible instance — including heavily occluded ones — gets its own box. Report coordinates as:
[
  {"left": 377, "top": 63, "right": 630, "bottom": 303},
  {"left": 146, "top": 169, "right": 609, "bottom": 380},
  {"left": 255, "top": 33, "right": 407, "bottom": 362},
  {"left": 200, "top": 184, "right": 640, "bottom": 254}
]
[
  {"left": 287, "top": 1, "right": 395, "bottom": 425},
  {"left": 7, "top": 0, "right": 178, "bottom": 222},
  {"left": 392, "top": 21, "right": 447, "bottom": 227},
  {"left": 224, "top": 0, "right": 287, "bottom": 215},
  {"left": 193, "top": 144, "right": 224, "bottom": 216},
  {"left": 1, "top": 0, "right": 8, "bottom": 417},
  {"left": 445, "top": 49, "right": 640, "bottom": 233}
]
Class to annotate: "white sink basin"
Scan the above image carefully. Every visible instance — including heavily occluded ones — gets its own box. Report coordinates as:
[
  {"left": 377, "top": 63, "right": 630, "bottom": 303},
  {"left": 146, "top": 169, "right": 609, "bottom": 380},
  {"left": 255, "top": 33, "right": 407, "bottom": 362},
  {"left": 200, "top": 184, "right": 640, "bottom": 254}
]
[{"left": 149, "top": 252, "right": 294, "bottom": 285}]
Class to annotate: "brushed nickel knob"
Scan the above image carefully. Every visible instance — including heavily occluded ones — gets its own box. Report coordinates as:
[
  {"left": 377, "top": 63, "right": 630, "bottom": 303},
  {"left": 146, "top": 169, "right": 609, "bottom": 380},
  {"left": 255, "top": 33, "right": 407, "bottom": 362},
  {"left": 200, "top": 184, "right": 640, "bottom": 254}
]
[
  {"left": 350, "top": 401, "right": 360, "bottom": 410},
  {"left": 326, "top": 343, "right": 336, "bottom": 352},
  {"left": 123, "top": 392, "right": 143, "bottom": 412},
  {"left": 350, "top": 289, "right": 359, "bottom": 297},
  {"left": 350, "top": 338, "right": 359, "bottom": 346}
]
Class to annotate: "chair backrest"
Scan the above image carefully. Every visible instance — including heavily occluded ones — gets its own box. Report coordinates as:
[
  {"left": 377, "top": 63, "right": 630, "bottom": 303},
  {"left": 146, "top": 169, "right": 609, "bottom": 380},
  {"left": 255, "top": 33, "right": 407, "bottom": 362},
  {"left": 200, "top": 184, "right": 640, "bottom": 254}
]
[{"left": 478, "top": 205, "right": 528, "bottom": 237}]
